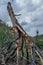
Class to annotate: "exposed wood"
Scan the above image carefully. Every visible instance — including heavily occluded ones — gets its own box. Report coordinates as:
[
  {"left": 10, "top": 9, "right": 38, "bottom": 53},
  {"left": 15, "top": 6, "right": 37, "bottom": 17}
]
[
  {"left": 7, "top": 2, "right": 32, "bottom": 44},
  {"left": 6, "top": 2, "right": 43, "bottom": 65},
  {"left": 35, "top": 49, "right": 43, "bottom": 65}
]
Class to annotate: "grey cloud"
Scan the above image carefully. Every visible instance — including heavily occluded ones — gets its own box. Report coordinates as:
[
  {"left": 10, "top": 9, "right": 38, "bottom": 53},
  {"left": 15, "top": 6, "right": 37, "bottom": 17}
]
[
  {"left": 20, "top": 21, "right": 28, "bottom": 26},
  {"left": 0, "top": 0, "right": 43, "bottom": 36}
]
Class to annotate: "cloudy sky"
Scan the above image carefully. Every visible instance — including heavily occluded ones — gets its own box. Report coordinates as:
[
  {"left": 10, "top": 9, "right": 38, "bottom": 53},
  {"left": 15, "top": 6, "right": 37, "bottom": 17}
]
[{"left": 0, "top": 0, "right": 43, "bottom": 36}]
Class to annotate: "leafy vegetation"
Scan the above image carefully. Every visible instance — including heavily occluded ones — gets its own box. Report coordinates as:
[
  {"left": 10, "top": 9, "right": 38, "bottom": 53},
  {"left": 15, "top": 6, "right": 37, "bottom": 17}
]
[
  {"left": 0, "top": 20, "right": 43, "bottom": 65},
  {"left": 33, "top": 34, "right": 43, "bottom": 50},
  {"left": 32, "top": 29, "right": 43, "bottom": 50},
  {"left": 0, "top": 20, "right": 14, "bottom": 46}
]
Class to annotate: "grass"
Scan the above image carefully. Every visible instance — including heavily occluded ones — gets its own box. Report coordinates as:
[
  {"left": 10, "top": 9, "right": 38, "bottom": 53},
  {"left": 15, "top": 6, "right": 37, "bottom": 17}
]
[
  {"left": 0, "top": 20, "right": 43, "bottom": 65},
  {"left": 0, "top": 21, "right": 14, "bottom": 47},
  {"left": 33, "top": 35, "right": 43, "bottom": 50}
]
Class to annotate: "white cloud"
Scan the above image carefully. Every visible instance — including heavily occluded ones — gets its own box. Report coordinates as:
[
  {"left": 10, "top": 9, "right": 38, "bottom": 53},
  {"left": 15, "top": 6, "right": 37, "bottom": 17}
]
[
  {"left": 7, "top": 21, "right": 13, "bottom": 27},
  {"left": 32, "top": 0, "right": 40, "bottom": 5},
  {"left": 24, "top": 16, "right": 32, "bottom": 23},
  {"left": 0, "top": 0, "right": 43, "bottom": 36},
  {"left": 0, "top": 0, "right": 11, "bottom": 5},
  {"left": 16, "top": 0, "right": 25, "bottom": 7}
]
